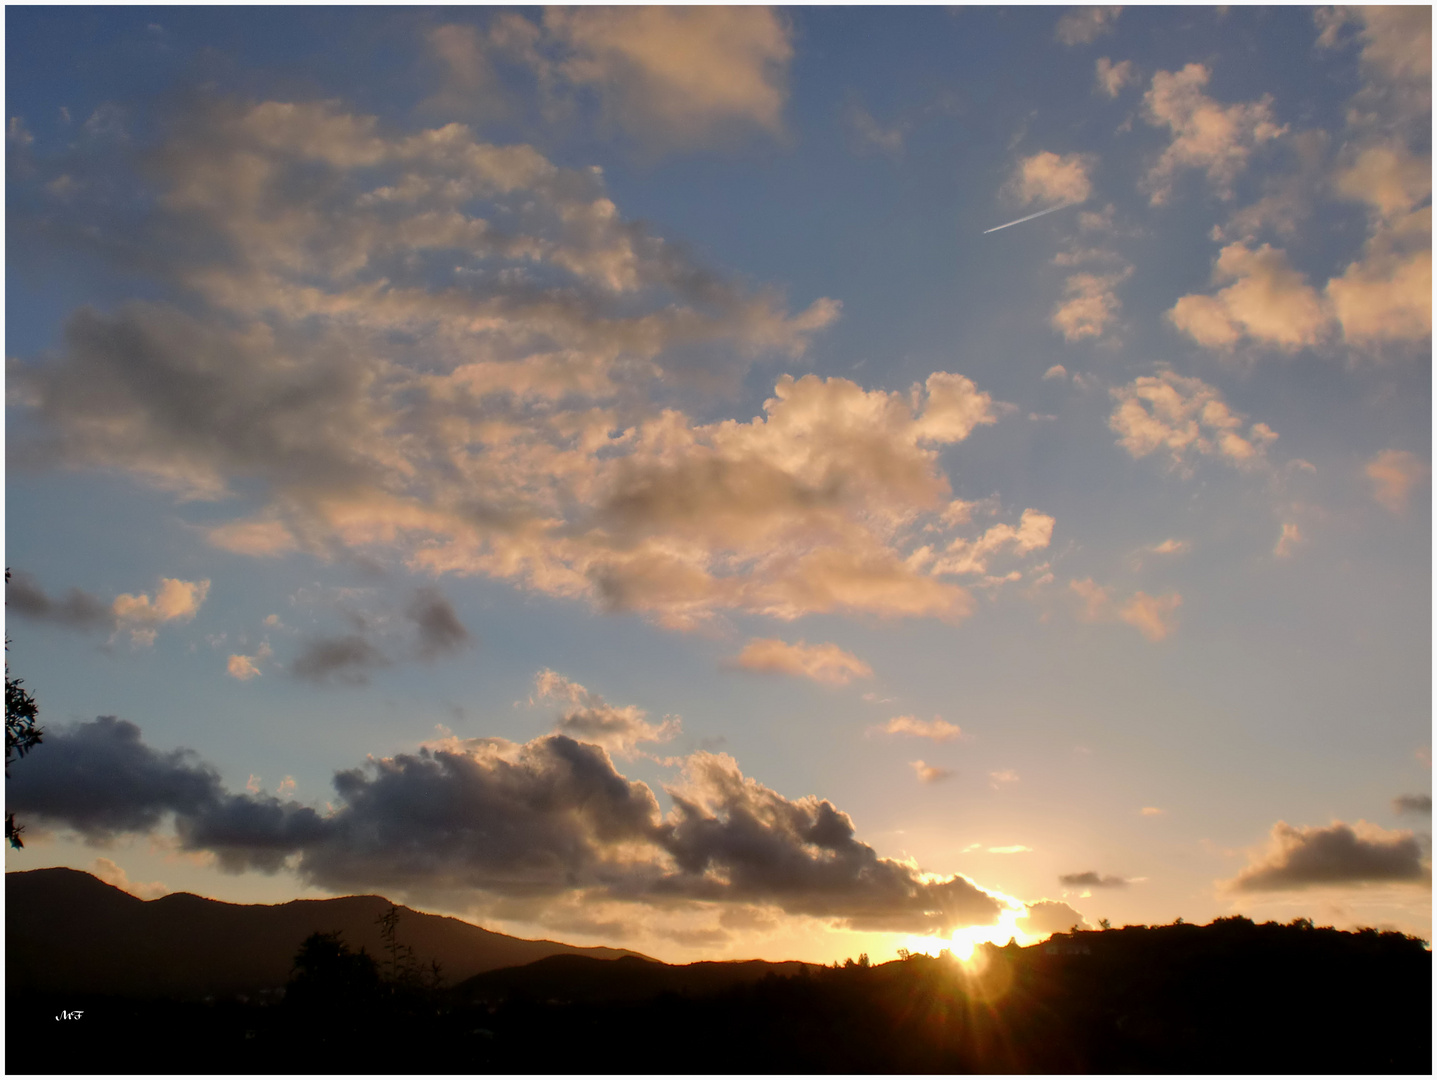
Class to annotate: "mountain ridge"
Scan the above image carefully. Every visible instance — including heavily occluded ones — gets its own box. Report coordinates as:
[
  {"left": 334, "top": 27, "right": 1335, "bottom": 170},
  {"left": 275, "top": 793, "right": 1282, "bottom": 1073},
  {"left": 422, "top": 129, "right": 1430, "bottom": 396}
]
[{"left": 6, "top": 866, "right": 646, "bottom": 999}]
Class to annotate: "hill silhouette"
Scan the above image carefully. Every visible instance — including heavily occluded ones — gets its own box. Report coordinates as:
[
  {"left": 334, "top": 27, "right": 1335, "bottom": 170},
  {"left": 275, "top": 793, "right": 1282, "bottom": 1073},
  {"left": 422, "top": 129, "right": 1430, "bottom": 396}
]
[
  {"left": 6, "top": 867, "right": 643, "bottom": 1000},
  {"left": 7, "top": 878, "right": 1430, "bottom": 1074}
]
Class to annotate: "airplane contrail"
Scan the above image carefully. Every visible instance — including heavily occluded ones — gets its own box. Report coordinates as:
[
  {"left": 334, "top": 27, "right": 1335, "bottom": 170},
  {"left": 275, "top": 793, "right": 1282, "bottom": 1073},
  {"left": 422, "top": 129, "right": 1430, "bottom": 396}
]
[{"left": 983, "top": 202, "right": 1074, "bottom": 234}]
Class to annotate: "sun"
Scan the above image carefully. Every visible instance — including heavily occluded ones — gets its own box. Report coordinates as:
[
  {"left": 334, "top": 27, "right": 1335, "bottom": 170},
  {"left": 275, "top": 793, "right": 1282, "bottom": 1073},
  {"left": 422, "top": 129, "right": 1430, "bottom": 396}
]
[{"left": 901, "top": 903, "right": 1032, "bottom": 963}]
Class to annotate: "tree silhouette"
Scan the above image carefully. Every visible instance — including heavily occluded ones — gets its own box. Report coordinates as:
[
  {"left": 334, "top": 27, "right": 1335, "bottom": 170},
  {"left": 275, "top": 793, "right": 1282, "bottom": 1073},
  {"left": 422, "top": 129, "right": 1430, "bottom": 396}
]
[{"left": 6, "top": 569, "right": 43, "bottom": 849}]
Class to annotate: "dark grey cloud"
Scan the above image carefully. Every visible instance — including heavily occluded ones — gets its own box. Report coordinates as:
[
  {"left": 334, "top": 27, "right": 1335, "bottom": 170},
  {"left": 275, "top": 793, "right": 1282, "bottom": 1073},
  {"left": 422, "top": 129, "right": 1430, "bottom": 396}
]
[
  {"left": 1229, "top": 820, "right": 1430, "bottom": 891},
  {"left": 290, "top": 634, "right": 388, "bottom": 685},
  {"left": 406, "top": 587, "right": 472, "bottom": 660},
  {"left": 1017, "top": 900, "right": 1090, "bottom": 936},
  {"left": 651, "top": 753, "right": 1004, "bottom": 934},
  {"left": 1393, "top": 794, "right": 1432, "bottom": 815},
  {"left": 6, "top": 716, "right": 325, "bottom": 871},
  {"left": 12, "top": 715, "right": 1007, "bottom": 935},
  {"left": 1059, "top": 871, "right": 1130, "bottom": 888},
  {"left": 5, "top": 571, "right": 115, "bottom": 632}
]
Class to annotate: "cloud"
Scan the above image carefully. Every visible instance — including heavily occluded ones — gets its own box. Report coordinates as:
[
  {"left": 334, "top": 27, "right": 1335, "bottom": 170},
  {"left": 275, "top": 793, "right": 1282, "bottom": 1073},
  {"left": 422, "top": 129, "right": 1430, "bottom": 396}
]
[
  {"left": 1043, "top": 364, "right": 1068, "bottom": 381},
  {"left": 542, "top": 7, "right": 792, "bottom": 150},
  {"left": 406, "top": 587, "right": 473, "bottom": 660},
  {"left": 1054, "top": 6, "right": 1121, "bottom": 47},
  {"left": 89, "top": 857, "right": 167, "bottom": 901},
  {"left": 873, "top": 715, "right": 963, "bottom": 742},
  {"left": 1094, "top": 57, "right": 1135, "bottom": 97},
  {"left": 728, "top": 638, "right": 873, "bottom": 686},
  {"left": 844, "top": 104, "right": 906, "bottom": 157},
  {"left": 1274, "top": 522, "right": 1304, "bottom": 559},
  {"left": 1227, "top": 820, "right": 1430, "bottom": 891},
  {"left": 5, "top": 571, "right": 115, "bottom": 632},
  {"left": 911, "top": 760, "right": 952, "bottom": 784},
  {"left": 1393, "top": 794, "right": 1431, "bottom": 816},
  {"left": 1109, "top": 369, "right": 1278, "bottom": 471},
  {"left": 291, "top": 634, "right": 389, "bottom": 686},
  {"left": 533, "top": 669, "right": 679, "bottom": 757},
  {"left": 1168, "top": 242, "right": 1328, "bottom": 350},
  {"left": 1140, "top": 806, "right": 1165, "bottom": 816},
  {"left": 12, "top": 713, "right": 1007, "bottom": 936},
  {"left": 1365, "top": 449, "right": 1429, "bottom": 513},
  {"left": 1141, "top": 64, "right": 1286, "bottom": 204},
  {"left": 931, "top": 509, "right": 1055, "bottom": 577},
  {"left": 1070, "top": 579, "right": 1181, "bottom": 641},
  {"left": 1008, "top": 151, "right": 1093, "bottom": 207},
  {"left": 989, "top": 770, "right": 1019, "bottom": 788},
  {"left": 1325, "top": 207, "right": 1431, "bottom": 345},
  {"left": 1059, "top": 871, "right": 1130, "bottom": 888},
  {"left": 1051, "top": 269, "right": 1130, "bottom": 341},
  {"left": 110, "top": 579, "right": 210, "bottom": 648},
  {"left": 227, "top": 654, "right": 262, "bottom": 681},
  {"left": 1118, "top": 591, "right": 1181, "bottom": 641},
  {"left": 1150, "top": 539, "right": 1188, "bottom": 556},
  {"left": 1018, "top": 900, "right": 1089, "bottom": 936}
]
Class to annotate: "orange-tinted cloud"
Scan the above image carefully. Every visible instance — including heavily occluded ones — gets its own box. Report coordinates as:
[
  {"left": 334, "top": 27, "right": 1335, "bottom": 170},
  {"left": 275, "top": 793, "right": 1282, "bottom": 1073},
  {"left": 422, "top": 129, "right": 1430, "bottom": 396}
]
[{"left": 728, "top": 638, "right": 873, "bottom": 685}]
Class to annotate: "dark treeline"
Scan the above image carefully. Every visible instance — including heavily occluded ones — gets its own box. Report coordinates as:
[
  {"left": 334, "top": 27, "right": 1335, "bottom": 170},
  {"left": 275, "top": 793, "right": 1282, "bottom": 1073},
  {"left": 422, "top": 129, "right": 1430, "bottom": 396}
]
[{"left": 8, "top": 916, "right": 1430, "bottom": 1074}]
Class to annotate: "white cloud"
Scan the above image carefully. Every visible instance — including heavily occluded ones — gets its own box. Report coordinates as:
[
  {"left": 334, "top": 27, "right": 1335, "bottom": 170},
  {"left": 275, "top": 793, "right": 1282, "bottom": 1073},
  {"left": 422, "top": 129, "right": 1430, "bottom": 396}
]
[
  {"left": 1109, "top": 369, "right": 1278, "bottom": 471},
  {"left": 1168, "top": 242, "right": 1328, "bottom": 351},
  {"left": 1141, "top": 64, "right": 1286, "bottom": 204},
  {"left": 1118, "top": 591, "right": 1182, "bottom": 641},
  {"left": 933, "top": 509, "right": 1055, "bottom": 576},
  {"left": 1055, "top": 6, "right": 1121, "bottom": 47},
  {"left": 544, "top": 7, "right": 792, "bottom": 149},
  {"left": 1365, "top": 449, "right": 1429, "bottom": 513},
  {"left": 1008, "top": 150, "right": 1093, "bottom": 206},
  {"left": 911, "top": 760, "right": 952, "bottom": 784},
  {"left": 227, "top": 654, "right": 262, "bottom": 681},
  {"left": 1095, "top": 57, "right": 1135, "bottom": 97},
  {"left": 874, "top": 715, "right": 964, "bottom": 742},
  {"left": 1051, "top": 268, "right": 1130, "bottom": 341},
  {"left": 729, "top": 638, "right": 873, "bottom": 685}
]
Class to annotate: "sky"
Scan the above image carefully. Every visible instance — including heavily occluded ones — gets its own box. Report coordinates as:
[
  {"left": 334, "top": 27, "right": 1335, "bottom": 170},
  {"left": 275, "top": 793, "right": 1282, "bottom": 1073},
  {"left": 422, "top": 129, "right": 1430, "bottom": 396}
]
[{"left": 4, "top": 5, "right": 1431, "bottom": 965}]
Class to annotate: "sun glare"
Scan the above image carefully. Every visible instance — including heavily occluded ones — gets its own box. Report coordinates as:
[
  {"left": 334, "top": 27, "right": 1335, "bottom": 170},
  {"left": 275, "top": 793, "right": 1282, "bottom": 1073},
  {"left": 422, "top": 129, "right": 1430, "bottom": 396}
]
[{"left": 903, "top": 903, "right": 1031, "bottom": 963}]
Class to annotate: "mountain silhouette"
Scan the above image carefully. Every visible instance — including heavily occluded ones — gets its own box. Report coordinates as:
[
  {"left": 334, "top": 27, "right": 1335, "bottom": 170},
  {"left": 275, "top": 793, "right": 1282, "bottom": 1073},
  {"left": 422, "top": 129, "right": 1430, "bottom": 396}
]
[{"left": 6, "top": 867, "right": 644, "bottom": 1000}]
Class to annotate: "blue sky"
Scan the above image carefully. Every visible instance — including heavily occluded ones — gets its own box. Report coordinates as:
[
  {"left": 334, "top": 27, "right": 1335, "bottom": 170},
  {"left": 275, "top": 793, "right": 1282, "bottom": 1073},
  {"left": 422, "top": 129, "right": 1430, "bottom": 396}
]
[{"left": 6, "top": 5, "right": 1430, "bottom": 963}]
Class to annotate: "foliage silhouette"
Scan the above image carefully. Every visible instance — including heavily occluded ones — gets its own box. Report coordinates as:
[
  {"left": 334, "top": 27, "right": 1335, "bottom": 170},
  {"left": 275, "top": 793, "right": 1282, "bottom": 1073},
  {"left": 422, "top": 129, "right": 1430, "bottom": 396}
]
[{"left": 5, "top": 569, "right": 43, "bottom": 849}]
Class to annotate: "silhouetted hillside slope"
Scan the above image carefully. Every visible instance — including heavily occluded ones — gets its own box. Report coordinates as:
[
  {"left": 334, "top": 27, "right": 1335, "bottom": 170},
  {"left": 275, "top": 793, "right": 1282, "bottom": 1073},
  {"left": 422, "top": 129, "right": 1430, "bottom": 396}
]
[
  {"left": 6, "top": 867, "right": 642, "bottom": 999},
  {"left": 8, "top": 902, "right": 1429, "bottom": 1074},
  {"left": 457, "top": 950, "right": 821, "bottom": 1004}
]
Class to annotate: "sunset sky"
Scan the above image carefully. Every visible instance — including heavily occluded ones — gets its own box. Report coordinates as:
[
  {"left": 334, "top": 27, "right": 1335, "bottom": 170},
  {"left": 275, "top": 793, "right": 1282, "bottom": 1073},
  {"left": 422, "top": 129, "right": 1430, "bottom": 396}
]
[{"left": 6, "top": 5, "right": 1431, "bottom": 964}]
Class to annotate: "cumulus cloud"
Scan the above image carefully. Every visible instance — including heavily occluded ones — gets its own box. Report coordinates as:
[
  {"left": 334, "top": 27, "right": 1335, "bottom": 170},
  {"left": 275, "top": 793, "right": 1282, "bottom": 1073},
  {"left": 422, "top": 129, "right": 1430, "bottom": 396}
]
[
  {"left": 227, "top": 653, "right": 262, "bottom": 681},
  {"left": 1393, "top": 794, "right": 1431, "bottom": 816},
  {"left": 1018, "top": 899, "right": 1089, "bottom": 936},
  {"left": 1365, "top": 449, "right": 1428, "bottom": 513},
  {"left": 1141, "top": 64, "right": 1286, "bottom": 204},
  {"left": 1168, "top": 242, "right": 1328, "bottom": 350},
  {"left": 873, "top": 715, "right": 964, "bottom": 742},
  {"left": 1008, "top": 151, "right": 1093, "bottom": 207},
  {"left": 406, "top": 587, "right": 473, "bottom": 660},
  {"left": 1051, "top": 269, "right": 1130, "bottom": 341},
  {"left": 1325, "top": 206, "right": 1431, "bottom": 345},
  {"left": 533, "top": 669, "right": 679, "bottom": 757},
  {"left": 911, "top": 760, "right": 952, "bottom": 784},
  {"left": 1043, "top": 364, "right": 1068, "bottom": 381},
  {"left": 1094, "top": 57, "right": 1135, "bottom": 97},
  {"left": 1109, "top": 369, "right": 1278, "bottom": 471},
  {"left": 1055, "top": 6, "right": 1121, "bottom": 47},
  {"left": 1227, "top": 820, "right": 1430, "bottom": 891},
  {"left": 728, "top": 638, "right": 873, "bottom": 685},
  {"left": 1059, "top": 871, "right": 1130, "bottom": 888},
  {"left": 10, "top": 713, "right": 1007, "bottom": 936}
]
